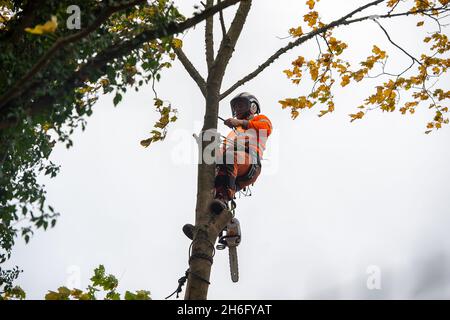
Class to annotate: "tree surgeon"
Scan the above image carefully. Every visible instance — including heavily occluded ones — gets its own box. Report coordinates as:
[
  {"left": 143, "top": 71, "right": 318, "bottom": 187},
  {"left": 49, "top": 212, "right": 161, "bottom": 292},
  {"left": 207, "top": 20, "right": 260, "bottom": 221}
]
[{"left": 183, "top": 92, "right": 273, "bottom": 240}]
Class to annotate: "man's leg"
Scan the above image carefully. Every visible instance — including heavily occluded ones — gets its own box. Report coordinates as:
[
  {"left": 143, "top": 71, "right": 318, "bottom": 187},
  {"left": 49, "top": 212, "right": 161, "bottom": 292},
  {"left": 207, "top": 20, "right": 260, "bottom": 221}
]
[
  {"left": 235, "top": 151, "right": 261, "bottom": 191},
  {"left": 210, "top": 151, "right": 255, "bottom": 214},
  {"left": 210, "top": 163, "right": 236, "bottom": 214}
]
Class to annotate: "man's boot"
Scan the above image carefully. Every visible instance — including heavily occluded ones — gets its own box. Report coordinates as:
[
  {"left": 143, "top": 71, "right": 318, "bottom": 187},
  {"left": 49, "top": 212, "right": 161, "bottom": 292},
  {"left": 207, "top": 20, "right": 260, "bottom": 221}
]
[
  {"left": 210, "top": 199, "right": 227, "bottom": 215},
  {"left": 182, "top": 223, "right": 194, "bottom": 240},
  {"left": 210, "top": 192, "right": 230, "bottom": 215}
]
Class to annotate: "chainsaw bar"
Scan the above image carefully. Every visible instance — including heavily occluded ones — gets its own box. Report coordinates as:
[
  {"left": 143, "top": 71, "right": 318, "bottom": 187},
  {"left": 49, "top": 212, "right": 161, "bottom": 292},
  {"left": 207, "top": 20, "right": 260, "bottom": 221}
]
[{"left": 228, "top": 246, "right": 239, "bottom": 282}]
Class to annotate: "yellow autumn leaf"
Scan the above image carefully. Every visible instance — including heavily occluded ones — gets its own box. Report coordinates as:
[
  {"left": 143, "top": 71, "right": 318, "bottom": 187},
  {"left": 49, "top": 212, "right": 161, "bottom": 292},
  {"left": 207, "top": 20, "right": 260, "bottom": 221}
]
[
  {"left": 303, "top": 11, "right": 318, "bottom": 27},
  {"left": 143, "top": 6, "right": 157, "bottom": 16},
  {"left": 349, "top": 111, "right": 365, "bottom": 122},
  {"left": 140, "top": 138, "right": 152, "bottom": 148},
  {"left": 318, "top": 110, "right": 328, "bottom": 117},
  {"left": 172, "top": 38, "right": 183, "bottom": 49},
  {"left": 308, "top": 61, "right": 319, "bottom": 81},
  {"left": 289, "top": 26, "right": 303, "bottom": 37},
  {"left": 45, "top": 291, "right": 60, "bottom": 300},
  {"left": 327, "top": 101, "right": 335, "bottom": 112},
  {"left": 25, "top": 15, "right": 58, "bottom": 35},
  {"left": 387, "top": 0, "right": 400, "bottom": 7},
  {"left": 42, "top": 122, "right": 52, "bottom": 132},
  {"left": 340, "top": 75, "right": 350, "bottom": 87},
  {"left": 432, "top": 66, "right": 440, "bottom": 74},
  {"left": 352, "top": 70, "right": 366, "bottom": 82},
  {"left": 283, "top": 69, "right": 294, "bottom": 78},
  {"left": 417, "top": 21, "right": 424, "bottom": 26},
  {"left": 292, "top": 56, "right": 305, "bottom": 67},
  {"left": 306, "top": 0, "right": 315, "bottom": 10},
  {"left": 372, "top": 45, "right": 386, "bottom": 59},
  {"left": 100, "top": 78, "right": 110, "bottom": 87}
]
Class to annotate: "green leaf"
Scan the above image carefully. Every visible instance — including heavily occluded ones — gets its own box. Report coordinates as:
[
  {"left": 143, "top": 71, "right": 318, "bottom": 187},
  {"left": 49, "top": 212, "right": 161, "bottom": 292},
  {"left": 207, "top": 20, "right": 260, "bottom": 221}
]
[
  {"left": 113, "top": 93, "right": 122, "bottom": 106},
  {"left": 124, "top": 291, "right": 136, "bottom": 300}
]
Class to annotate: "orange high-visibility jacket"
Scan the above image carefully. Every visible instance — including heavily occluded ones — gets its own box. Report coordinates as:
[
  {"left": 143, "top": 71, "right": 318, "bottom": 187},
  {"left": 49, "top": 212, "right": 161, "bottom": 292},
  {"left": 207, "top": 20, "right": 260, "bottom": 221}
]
[{"left": 223, "top": 114, "right": 273, "bottom": 157}]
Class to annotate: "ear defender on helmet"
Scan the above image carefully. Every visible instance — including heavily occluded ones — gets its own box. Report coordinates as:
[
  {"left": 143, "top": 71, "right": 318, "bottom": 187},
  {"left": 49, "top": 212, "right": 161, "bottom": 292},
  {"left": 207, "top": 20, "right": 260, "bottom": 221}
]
[{"left": 250, "top": 102, "right": 258, "bottom": 115}]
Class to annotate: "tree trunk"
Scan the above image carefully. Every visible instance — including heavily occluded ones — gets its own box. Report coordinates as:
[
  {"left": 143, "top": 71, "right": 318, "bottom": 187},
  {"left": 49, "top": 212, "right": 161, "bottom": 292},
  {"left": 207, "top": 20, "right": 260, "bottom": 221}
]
[
  {"left": 183, "top": 87, "right": 233, "bottom": 300},
  {"left": 182, "top": 0, "right": 252, "bottom": 300}
]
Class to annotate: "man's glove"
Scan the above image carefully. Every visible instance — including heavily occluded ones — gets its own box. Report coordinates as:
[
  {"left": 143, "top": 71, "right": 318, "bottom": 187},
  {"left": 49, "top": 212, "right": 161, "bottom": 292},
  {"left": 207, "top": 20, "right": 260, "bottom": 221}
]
[{"left": 224, "top": 118, "right": 248, "bottom": 128}]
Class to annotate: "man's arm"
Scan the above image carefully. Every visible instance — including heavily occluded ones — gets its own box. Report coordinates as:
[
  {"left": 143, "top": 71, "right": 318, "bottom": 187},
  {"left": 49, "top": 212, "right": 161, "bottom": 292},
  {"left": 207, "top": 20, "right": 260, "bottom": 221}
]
[
  {"left": 224, "top": 115, "right": 272, "bottom": 134},
  {"left": 247, "top": 115, "right": 272, "bottom": 136}
]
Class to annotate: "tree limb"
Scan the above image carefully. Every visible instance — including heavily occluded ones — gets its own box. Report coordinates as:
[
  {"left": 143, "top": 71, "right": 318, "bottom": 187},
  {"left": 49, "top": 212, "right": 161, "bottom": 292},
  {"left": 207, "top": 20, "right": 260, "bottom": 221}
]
[
  {"left": 218, "top": 0, "right": 227, "bottom": 37},
  {"left": 174, "top": 47, "right": 207, "bottom": 97},
  {"left": 220, "top": 0, "right": 385, "bottom": 100},
  {"left": 209, "top": 0, "right": 252, "bottom": 85},
  {"left": 0, "top": 0, "right": 44, "bottom": 43},
  {"left": 0, "top": 0, "right": 243, "bottom": 129},
  {"left": 219, "top": 1, "right": 449, "bottom": 100},
  {"left": 373, "top": 19, "right": 422, "bottom": 65},
  {"left": 0, "top": 0, "right": 147, "bottom": 110},
  {"left": 205, "top": 0, "right": 215, "bottom": 70},
  {"left": 344, "top": 5, "right": 449, "bottom": 24}
]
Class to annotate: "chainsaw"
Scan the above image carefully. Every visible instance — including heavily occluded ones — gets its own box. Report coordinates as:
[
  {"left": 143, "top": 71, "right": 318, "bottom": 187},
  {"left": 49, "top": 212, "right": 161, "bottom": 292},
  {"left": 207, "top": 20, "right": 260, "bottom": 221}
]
[{"left": 216, "top": 218, "right": 241, "bottom": 283}]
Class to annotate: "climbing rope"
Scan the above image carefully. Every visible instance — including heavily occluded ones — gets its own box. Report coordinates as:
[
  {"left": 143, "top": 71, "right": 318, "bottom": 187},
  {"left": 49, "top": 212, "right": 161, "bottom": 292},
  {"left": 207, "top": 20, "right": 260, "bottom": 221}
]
[
  {"left": 164, "top": 268, "right": 211, "bottom": 299},
  {"left": 165, "top": 236, "right": 215, "bottom": 299},
  {"left": 165, "top": 269, "right": 189, "bottom": 299},
  {"left": 188, "top": 237, "right": 216, "bottom": 265}
]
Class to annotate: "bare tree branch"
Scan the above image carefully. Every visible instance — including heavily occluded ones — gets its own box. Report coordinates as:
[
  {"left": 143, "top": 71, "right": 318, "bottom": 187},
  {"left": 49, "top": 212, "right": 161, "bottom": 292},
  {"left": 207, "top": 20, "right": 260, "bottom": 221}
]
[
  {"left": 373, "top": 19, "right": 422, "bottom": 65},
  {"left": 387, "top": 0, "right": 400, "bottom": 15},
  {"left": 218, "top": 0, "right": 227, "bottom": 37},
  {"left": 205, "top": 0, "right": 215, "bottom": 70},
  {"left": 210, "top": 0, "right": 252, "bottom": 85},
  {"left": 174, "top": 47, "right": 207, "bottom": 97},
  {"left": 423, "top": 12, "right": 442, "bottom": 33},
  {"left": 345, "top": 4, "right": 449, "bottom": 24},
  {"left": 220, "top": 0, "right": 385, "bottom": 100},
  {"left": 0, "top": 0, "right": 147, "bottom": 110}
]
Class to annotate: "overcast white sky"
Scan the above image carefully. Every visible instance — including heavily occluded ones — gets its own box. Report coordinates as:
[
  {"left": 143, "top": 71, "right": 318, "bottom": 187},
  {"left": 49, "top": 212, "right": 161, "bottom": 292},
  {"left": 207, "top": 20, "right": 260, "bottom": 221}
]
[{"left": 5, "top": 0, "right": 450, "bottom": 299}]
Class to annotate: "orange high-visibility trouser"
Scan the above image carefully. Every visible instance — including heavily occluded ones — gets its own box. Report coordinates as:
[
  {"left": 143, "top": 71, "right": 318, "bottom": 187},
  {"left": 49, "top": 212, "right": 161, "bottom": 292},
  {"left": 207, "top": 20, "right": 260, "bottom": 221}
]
[{"left": 214, "top": 149, "right": 261, "bottom": 200}]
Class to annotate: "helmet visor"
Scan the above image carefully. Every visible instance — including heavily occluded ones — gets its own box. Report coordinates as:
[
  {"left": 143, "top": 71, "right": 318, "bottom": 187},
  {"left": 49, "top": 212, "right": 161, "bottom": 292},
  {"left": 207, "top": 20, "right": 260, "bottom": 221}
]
[{"left": 231, "top": 98, "right": 250, "bottom": 116}]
